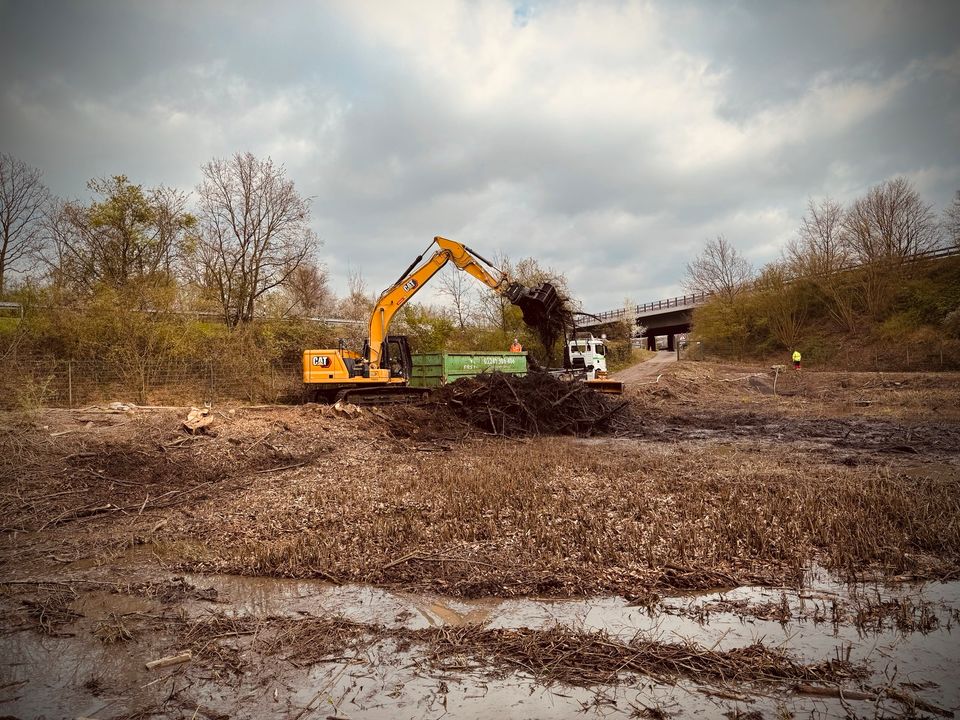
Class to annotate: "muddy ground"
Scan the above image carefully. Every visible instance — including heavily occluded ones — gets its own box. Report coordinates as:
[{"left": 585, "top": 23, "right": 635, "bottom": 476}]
[{"left": 1, "top": 360, "right": 959, "bottom": 719}]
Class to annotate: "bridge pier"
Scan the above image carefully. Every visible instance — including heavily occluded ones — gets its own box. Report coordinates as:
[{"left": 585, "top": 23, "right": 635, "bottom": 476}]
[
  {"left": 642, "top": 324, "right": 690, "bottom": 352},
  {"left": 644, "top": 333, "right": 677, "bottom": 351}
]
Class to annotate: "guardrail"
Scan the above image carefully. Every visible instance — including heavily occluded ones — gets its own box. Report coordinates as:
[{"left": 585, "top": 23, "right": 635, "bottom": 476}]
[
  {"left": 0, "top": 301, "right": 362, "bottom": 326},
  {"left": 0, "top": 301, "right": 24, "bottom": 319}
]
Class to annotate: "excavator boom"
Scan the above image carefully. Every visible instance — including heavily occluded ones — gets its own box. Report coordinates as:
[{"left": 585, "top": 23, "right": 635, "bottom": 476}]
[{"left": 367, "top": 236, "right": 538, "bottom": 368}]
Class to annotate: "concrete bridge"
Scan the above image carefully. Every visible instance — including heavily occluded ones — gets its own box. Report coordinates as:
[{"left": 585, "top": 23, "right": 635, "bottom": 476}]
[{"left": 579, "top": 292, "right": 711, "bottom": 350}]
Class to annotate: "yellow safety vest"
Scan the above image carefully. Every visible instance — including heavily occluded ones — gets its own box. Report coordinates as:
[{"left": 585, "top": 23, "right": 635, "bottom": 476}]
[{"left": 792, "top": 351, "right": 801, "bottom": 362}]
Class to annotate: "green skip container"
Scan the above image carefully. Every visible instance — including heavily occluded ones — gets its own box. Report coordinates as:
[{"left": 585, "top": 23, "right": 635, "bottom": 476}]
[{"left": 409, "top": 351, "right": 528, "bottom": 388}]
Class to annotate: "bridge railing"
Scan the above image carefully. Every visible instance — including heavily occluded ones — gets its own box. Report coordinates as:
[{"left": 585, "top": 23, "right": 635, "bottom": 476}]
[{"left": 587, "top": 291, "right": 712, "bottom": 323}]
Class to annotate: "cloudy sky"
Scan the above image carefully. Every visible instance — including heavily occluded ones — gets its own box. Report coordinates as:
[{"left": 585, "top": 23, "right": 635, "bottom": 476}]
[{"left": 2, "top": 0, "right": 959, "bottom": 312}]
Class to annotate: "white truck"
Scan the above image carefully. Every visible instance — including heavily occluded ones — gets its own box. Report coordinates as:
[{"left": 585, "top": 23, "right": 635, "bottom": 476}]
[{"left": 562, "top": 333, "right": 623, "bottom": 393}]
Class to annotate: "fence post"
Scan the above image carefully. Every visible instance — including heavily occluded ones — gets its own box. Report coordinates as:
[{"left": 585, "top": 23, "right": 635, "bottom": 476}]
[
  {"left": 207, "top": 360, "right": 214, "bottom": 403},
  {"left": 67, "top": 360, "right": 73, "bottom": 408}
]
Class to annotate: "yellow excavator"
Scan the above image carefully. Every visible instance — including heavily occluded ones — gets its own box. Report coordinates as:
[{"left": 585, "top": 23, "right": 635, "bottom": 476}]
[{"left": 302, "top": 236, "right": 560, "bottom": 403}]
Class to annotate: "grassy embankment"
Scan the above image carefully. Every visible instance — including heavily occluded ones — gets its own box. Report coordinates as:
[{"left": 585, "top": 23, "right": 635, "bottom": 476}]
[{"left": 690, "top": 254, "right": 960, "bottom": 370}]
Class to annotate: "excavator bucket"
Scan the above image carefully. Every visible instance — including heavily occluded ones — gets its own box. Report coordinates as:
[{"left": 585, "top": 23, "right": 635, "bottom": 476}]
[
  {"left": 585, "top": 378, "right": 625, "bottom": 395},
  {"left": 514, "top": 282, "right": 562, "bottom": 328}
]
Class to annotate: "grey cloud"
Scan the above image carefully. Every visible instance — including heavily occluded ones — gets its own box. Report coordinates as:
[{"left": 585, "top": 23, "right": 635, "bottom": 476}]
[{"left": 2, "top": 0, "right": 958, "bottom": 312}]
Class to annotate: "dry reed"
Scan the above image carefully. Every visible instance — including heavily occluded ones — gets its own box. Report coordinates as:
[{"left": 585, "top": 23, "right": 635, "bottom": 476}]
[
  {"left": 170, "top": 613, "right": 863, "bottom": 689},
  {"left": 172, "top": 438, "right": 960, "bottom": 595}
]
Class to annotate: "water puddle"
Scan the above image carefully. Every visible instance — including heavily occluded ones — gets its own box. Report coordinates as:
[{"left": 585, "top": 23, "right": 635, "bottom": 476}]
[
  {"left": 178, "top": 570, "right": 960, "bottom": 717},
  {"left": 2, "top": 568, "right": 958, "bottom": 719}
]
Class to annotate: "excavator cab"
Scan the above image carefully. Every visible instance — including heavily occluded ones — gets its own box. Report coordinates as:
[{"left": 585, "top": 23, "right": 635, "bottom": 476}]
[
  {"left": 381, "top": 335, "right": 413, "bottom": 380},
  {"left": 359, "top": 335, "right": 413, "bottom": 379}
]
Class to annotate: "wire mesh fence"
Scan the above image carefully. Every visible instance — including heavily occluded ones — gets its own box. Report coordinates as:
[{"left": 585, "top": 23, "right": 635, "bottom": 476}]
[
  {"left": 3, "top": 334, "right": 957, "bottom": 410},
  {"left": 1, "top": 356, "right": 306, "bottom": 409}
]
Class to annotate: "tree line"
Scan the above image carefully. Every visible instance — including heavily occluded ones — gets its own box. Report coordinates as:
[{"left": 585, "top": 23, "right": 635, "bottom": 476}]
[
  {"left": 1, "top": 151, "right": 325, "bottom": 326},
  {"left": 684, "top": 178, "right": 960, "bottom": 367}
]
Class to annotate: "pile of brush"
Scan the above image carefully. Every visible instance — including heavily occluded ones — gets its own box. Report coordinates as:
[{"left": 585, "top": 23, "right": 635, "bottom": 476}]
[{"left": 434, "top": 371, "right": 630, "bottom": 437}]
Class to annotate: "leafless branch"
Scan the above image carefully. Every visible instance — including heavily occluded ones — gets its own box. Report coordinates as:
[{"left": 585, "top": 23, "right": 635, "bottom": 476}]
[
  {"left": 684, "top": 234, "right": 753, "bottom": 302},
  {"left": 0, "top": 153, "right": 50, "bottom": 294},
  {"left": 194, "top": 152, "right": 318, "bottom": 326}
]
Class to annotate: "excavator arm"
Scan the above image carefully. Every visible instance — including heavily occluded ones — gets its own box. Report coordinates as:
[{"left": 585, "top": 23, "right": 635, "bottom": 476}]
[{"left": 367, "top": 236, "right": 528, "bottom": 368}]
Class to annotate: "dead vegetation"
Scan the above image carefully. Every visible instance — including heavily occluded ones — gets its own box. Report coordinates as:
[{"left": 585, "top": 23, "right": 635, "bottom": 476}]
[
  {"left": 93, "top": 612, "right": 135, "bottom": 643},
  {"left": 1, "top": 365, "right": 959, "bottom": 599},
  {"left": 633, "top": 362, "right": 960, "bottom": 424},
  {"left": 168, "top": 612, "right": 863, "bottom": 689},
  {"left": 17, "top": 585, "right": 81, "bottom": 636},
  {"left": 1, "top": 363, "right": 958, "bottom": 719},
  {"left": 846, "top": 590, "right": 942, "bottom": 634},
  {"left": 417, "top": 625, "right": 861, "bottom": 686},
  {"left": 434, "top": 371, "right": 631, "bottom": 437},
  {"left": 166, "top": 437, "right": 960, "bottom": 596},
  {"left": 120, "top": 576, "right": 218, "bottom": 604},
  {"left": 0, "top": 405, "right": 337, "bottom": 536},
  {"left": 672, "top": 590, "right": 945, "bottom": 635}
]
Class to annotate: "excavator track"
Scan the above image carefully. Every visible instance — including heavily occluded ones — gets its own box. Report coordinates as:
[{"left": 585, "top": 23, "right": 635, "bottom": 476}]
[{"left": 335, "top": 386, "right": 431, "bottom": 406}]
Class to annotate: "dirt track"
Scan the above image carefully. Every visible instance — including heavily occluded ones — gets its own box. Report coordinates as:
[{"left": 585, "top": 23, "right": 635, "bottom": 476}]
[
  {"left": 612, "top": 348, "right": 676, "bottom": 384},
  {"left": 2, "top": 360, "right": 959, "bottom": 719}
]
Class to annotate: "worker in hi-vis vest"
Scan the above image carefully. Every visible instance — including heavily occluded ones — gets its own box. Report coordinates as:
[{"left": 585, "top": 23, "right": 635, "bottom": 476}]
[{"left": 792, "top": 350, "right": 802, "bottom": 370}]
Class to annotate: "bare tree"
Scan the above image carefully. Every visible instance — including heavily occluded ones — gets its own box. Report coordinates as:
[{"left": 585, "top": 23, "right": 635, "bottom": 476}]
[
  {"left": 474, "top": 253, "right": 571, "bottom": 337},
  {"left": 787, "top": 197, "right": 857, "bottom": 332},
  {"left": 437, "top": 263, "right": 476, "bottom": 331},
  {"left": 475, "top": 251, "right": 514, "bottom": 332},
  {"left": 787, "top": 198, "right": 850, "bottom": 277},
  {"left": 284, "top": 262, "right": 330, "bottom": 317},
  {"left": 756, "top": 263, "right": 809, "bottom": 349},
  {"left": 842, "top": 177, "right": 941, "bottom": 265},
  {"left": 944, "top": 190, "right": 960, "bottom": 248},
  {"left": 0, "top": 153, "right": 50, "bottom": 294},
  {"left": 195, "top": 152, "right": 317, "bottom": 326},
  {"left": 334, "top": 266, "right": 373, "bottom": 321},
  {"left": 684, "top": 235, "right": 753, "bottom": 301},
  {"left": 841, "top": 177, "right": 941, "bottom": 318},
  {"left": 332, "top": 266, "right": 373, "bottom": 348},
  {"left": 151, "top": 184, "right": 196, "bottom": 278}
]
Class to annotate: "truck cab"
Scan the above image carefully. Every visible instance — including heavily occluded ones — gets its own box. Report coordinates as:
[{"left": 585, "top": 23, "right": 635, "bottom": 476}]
[{"left": 565, "top": 334, "right": 609, "bottom": 381}]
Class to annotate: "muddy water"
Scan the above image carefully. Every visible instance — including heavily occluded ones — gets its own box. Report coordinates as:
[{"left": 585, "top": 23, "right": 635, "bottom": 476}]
[
  {"left": 2, "top": 569, "right": 959, "bottom": 719},
  {"left": 181, "top": 571, "right": 960, "bottom": 713}
]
